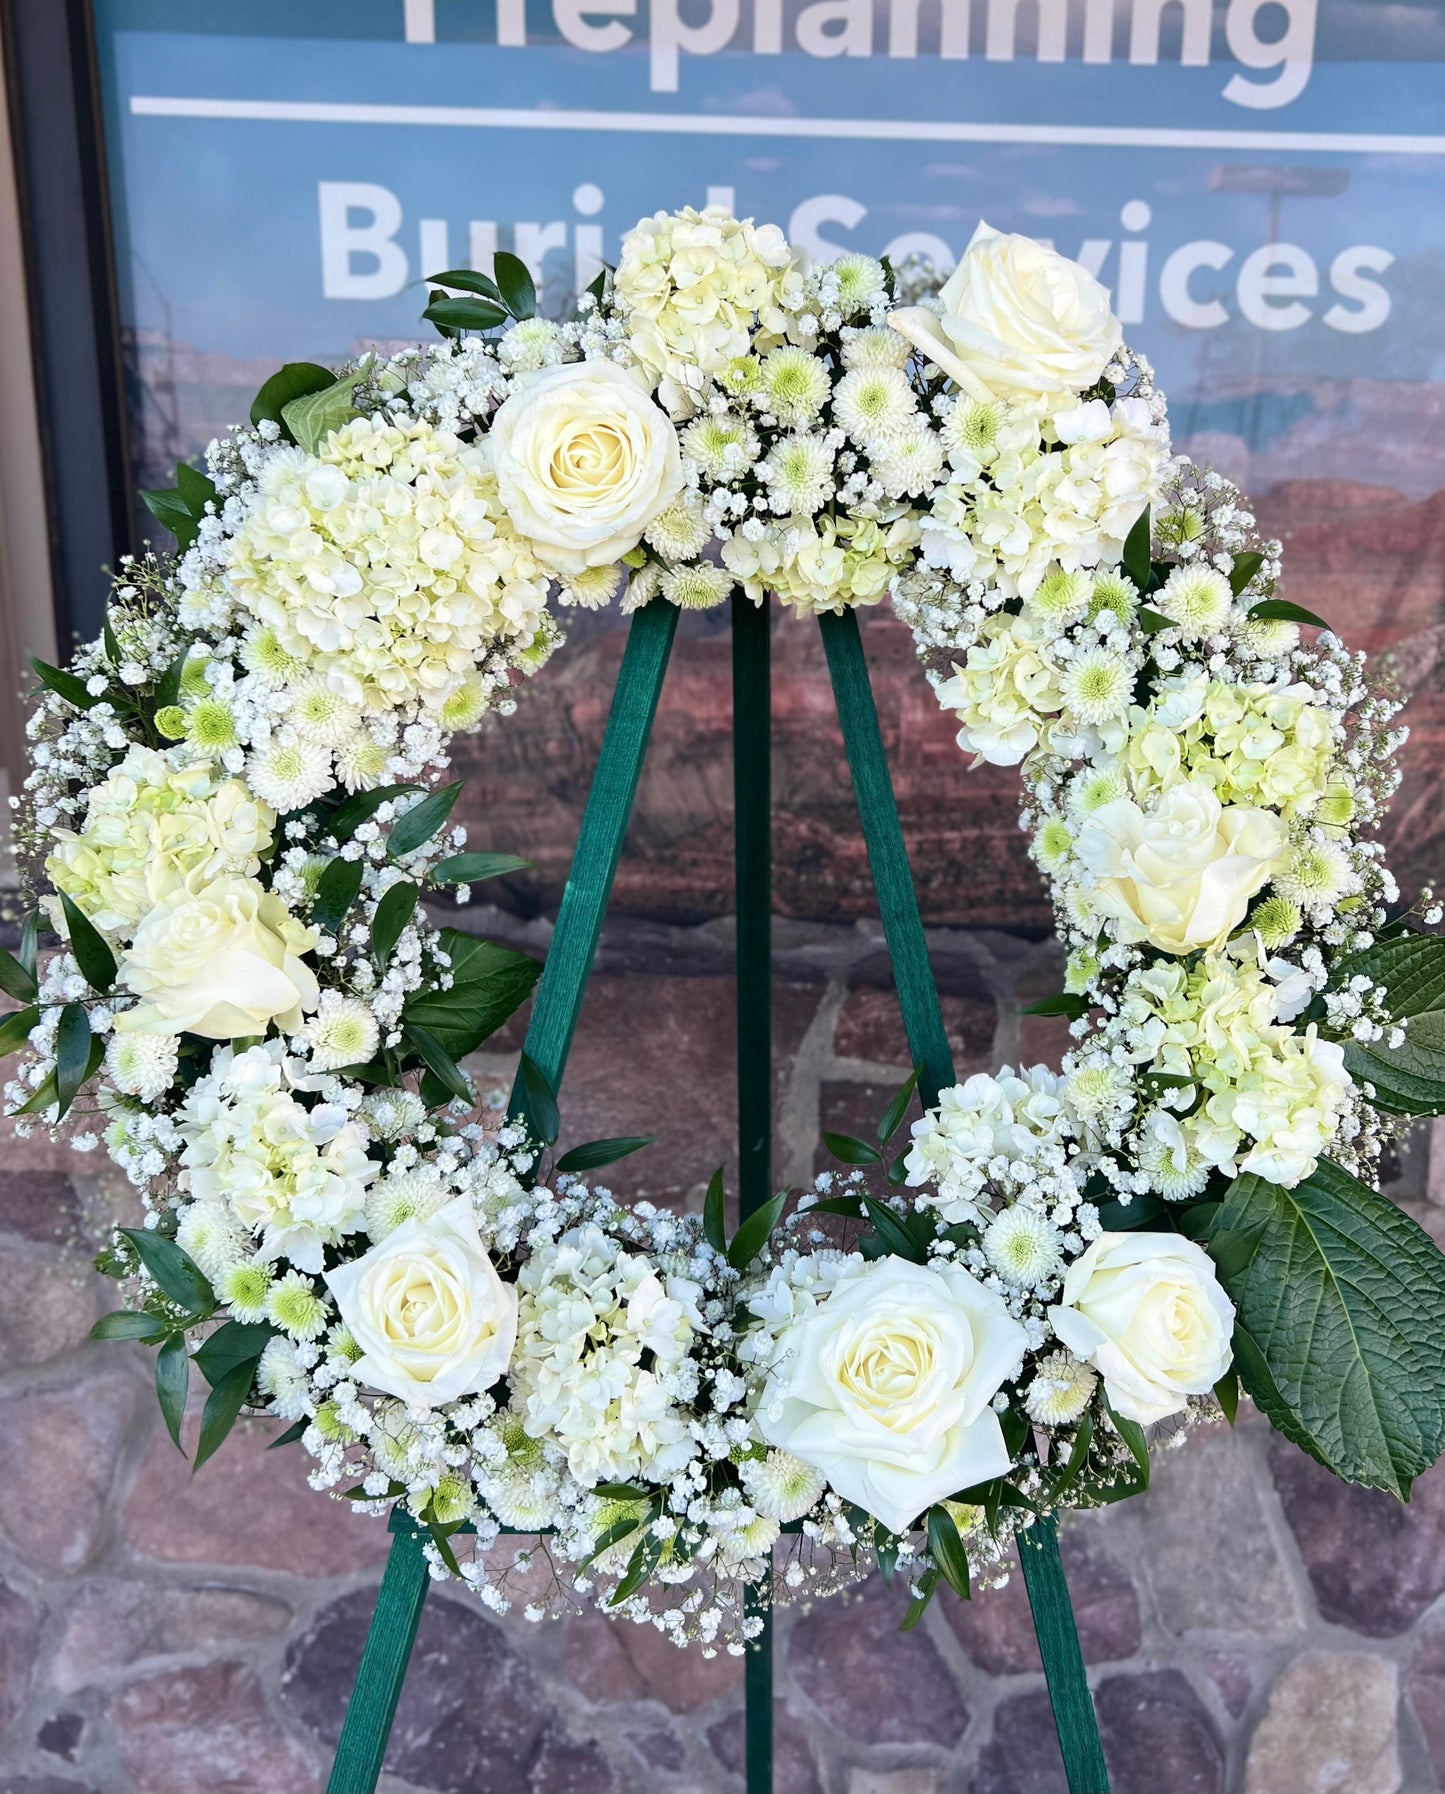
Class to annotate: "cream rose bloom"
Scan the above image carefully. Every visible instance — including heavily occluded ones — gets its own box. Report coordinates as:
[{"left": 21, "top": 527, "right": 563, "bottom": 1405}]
[
  {"left": 1075, "top": 782, "right": 1286, "bottom": 956},
  {"left": 488, "top": 360, "right": 683, "bottom": 575},
  {"left": 326, "top": 1197, "right": 517, "bottom": 1407},
  {"left": 758, "top": 1256, "right": 1027, "bottom": 1535},
  {"left": 116, "top": 874, "right": 319, "bottom": 1038},
  {"left": 888, "top": 222, "right": 1122, "bottom": 403},
  {"left": 1049, "top": 1232, "right": 1235, "bottom": 1426}
]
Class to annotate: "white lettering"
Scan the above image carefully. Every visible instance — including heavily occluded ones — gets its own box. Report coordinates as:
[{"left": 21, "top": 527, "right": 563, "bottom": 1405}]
[
  {"left": 319, "top": 182, "right": 408, "bottom": 300},
  {"left": 888, "top": 0, "right": 970, "bottom": 58},
  {"left": 650, "top": 0, "right": 739, "bottom": 93},
  {"left": 1081, "top": 0, "right": 1112, "bottom": 61},
  {"left": 798, "top": 0, "right": 872, "bottom": 57},
  {"left": 790, "top": 192, "right": 867, "bottom": 262},
  {"left": 1237, "top": 241, "right": 1317, "bottom": 330},
  {"left": 403, "top": 0, "right": 435, "bottom": 43},
  {"left": 498, "top": 0, "right": 529, "bottom": 43},
  {"left": 754, "top": 0, "right": 783, "bottom": 51},
  {"left": 1129, "top": 0, "right": 1210, "bottom": 67},
  {"left": 418, "top": 218, "right": 449, "bottom": 281},
  {"left": 986, "top": 0, "right": 1067, "bottom": 61},
  {"left": 1323, "top": 245, "right": 1394, "bottom": 334},
  {"left": 1159, "top": 239, "right": 1232, "bottom": 328},
  {"left": 1223, "top": 0, "right": 1317, "bottom": 109},
  {"left": 470, "top": 221, "right": 498, "bottom": 269},
  {"left": 555, "top": 0, "right": 635, "bottom": 52}
]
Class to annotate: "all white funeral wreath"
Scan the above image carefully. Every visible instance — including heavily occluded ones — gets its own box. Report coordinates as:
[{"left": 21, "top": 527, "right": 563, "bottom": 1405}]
[{"left": 10, "top": 208, "right": 1445, "bottom": 1653}]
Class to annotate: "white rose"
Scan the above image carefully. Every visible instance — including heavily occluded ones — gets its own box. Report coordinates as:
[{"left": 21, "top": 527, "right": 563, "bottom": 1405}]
[
  {"left": 888, "top": 222, "right": 1122, "bottom": 403},
  {"left": 488, "top": 360, "right": 683, "bottom": 575},
  {"left": 758, "top": 1256, "right": 1027, "bottom": 1535},
  {"left": 326, "top": 1196, "right": 517, "bottom": 1408},
  {"left": 116, "top": 874, "right": 319, "bottom": 1038},
  {"left": 1075, "top": 782, "right": 1287, "bottom": 956},
  {"left": 1049, "top": 1232, "right": 1235, "bottom": 1426}
]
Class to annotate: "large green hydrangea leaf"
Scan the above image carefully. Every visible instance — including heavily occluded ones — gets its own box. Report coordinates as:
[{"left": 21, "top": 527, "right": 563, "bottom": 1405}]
[
  {"left": 1335, "top": 933, "right": 1445, "bottom": 1115},
  {"left": 1212, "top": 1160, "right": 1445, "bottom": 1498}
]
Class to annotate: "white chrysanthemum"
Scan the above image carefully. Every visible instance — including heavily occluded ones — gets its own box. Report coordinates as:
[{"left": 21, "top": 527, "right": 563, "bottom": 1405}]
[
  {"left": 256, "top": 1335, "right": 313, "bottom": 1421},
  {"left": 1086, "top": 570, "right": 1138, "bottom": 624},
  {"left": 218, "top": 1259, "right": 273, "bottom": 1323},
  {"left": 333, "top": 732, "right": 391, "bottom": 793},
  {"left": 266, "top": 1267, "right": 330, "bottom": 1340},
  {"left": 832, "top": 252, "right": 887, "bottom": 316},
  {"left": 1240, "top": 615, "right": 1300, "bottom": 659},
  {"left": 984, "top": 1205, "right": 1065, "bottom": 1288},
  {"left": 833, "top": 366, "right": 917, "bottom": 448},
  {"left": 1157, "top": 563, "right": 1233, "bottom": 639},
  {"left": 1028, "top": 569, "right": 1093, "bottom": 623},
  {"left": 303, "top": 994, "right": 380, "bottom": 1071},
  {"left": 560, "top": 564, "right": 623, "bottom": 611},
  {"left": 942, "top": 397, "right": 1003, "bottom": 463},
  {"left": 440, "top": 674, "right": 489, "bottom": 735},
  {"left": 841, "top": 325, "right": 911, "bottom": 371},
  {"left": 247, "top": 738, "right": 335, "bottom": 812},
  {"left": 1273, "top": 840, "right": 1357, "bottom": 913},
  {"left": 661, "top": 563, "right": 733, "bottom": 611},
  {"left": 740, "top": 1449, "right": 828, "bottom": 1523},
  {"left": 1034, "top": 814, "right": 1073, "bottom": 871},
  {"left": 644, "top": 499, "right": 712, "bottom": 562},
  {"left": 680, "top": 413, "right": 757, "bottom": 481},
  {"left": 368, "top": 1399, "right": 423, "bottom": 1481},
  {"left": 176, "top": 1197, "right": 249, "bottom": 1282},
  {"left": 1060, "top": 646, "right": 1133, "bottom": 724},
  {"left": 1069, "top": 766, "right": 1128, "bottom": 815},
  {"left": 758, "top": 347, "right": 830, "bottom": 425},
  {"left": 483, "top": 1468, "right": 557, "bottom": 1531},
  {"left": 1063, "top": 1060, "right": 1132, "bottom": 1124},
  {"left": 762, "top": 434, "right": 834, "bottom": 515},
  {"left": 1024, "top": 1351, "right": 1097, "bottom": 1427},
  {"left": 498, "top": 316, "right": 565, "bottom": 372},
  {"left": 720, "top": 1511, "right": 782, "bottom": 1566},
  {"left": 365, "top": 1167, "right": 449, "bottom": 1239},
  {"left": 106, "top": 1030, "right": 179, "bottom": 1102},
  {"left": 289, "top": 677, "right": 361, "bottom": 748},
  {"left": 239, "top": 625, "right": 304, "bottom": 687},
  {"left": 871, "top": 424, "right": 946, "bottom": 499},
  {"left": 1139, "top": 1109, "right": 1212, "bottom": 1200},
  {"left": 186, "top": 697, "right": 239, "bottom": 754},
  {"left": 362, "top": 1088, "right": 427, "bottom": 1142},
  {"left": 1251, "top": 894, "right": 1303, "bottom": 950}
]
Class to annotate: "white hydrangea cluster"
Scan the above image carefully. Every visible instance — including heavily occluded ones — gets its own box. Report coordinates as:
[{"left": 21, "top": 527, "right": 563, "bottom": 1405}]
[
  {"left": 903, "top": 1067, "right": 1080, "bottom": 1224},
  {"left": 223, "top": 416, "right": 551, "bottom": 723}
]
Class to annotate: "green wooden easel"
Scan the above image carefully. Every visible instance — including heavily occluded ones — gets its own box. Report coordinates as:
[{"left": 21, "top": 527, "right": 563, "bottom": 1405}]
[{"left": 325, "top": 597, "right": 1110, "bottom": 1794}]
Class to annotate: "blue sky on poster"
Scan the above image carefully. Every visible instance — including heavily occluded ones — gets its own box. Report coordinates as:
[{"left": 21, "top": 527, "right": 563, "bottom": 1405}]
[{"left": 94, "top": 1, "right": 1445, "bottom": 475}]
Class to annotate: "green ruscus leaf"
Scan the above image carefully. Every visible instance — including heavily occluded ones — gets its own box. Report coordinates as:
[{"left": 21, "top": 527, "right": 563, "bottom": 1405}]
[
  {"left": 155, "top": 1332, "right": 190, "bottom": 1451},
  {"left": 1211, "top": 1160, "right": 1445, "bottom": 1497},
  {"left": 58, "top": 893, "right": 117, "bottom": 995}
]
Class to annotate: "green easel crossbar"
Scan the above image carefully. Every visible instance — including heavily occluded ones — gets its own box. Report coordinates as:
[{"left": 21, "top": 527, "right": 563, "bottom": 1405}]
[{"left": 327, "top": 598, "right": 1108, "bottom": 1794}]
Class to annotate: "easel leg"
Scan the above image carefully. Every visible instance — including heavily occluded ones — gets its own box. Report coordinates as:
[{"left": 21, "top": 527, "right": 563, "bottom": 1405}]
[
  {"left": 328, "top": 603, "right": 681, "bottom": 1794},
  {"left": 732, "top": 592, "right": 775, "bottom": 1794},
  {"left": 818, "top": 607, "right": 1111, "bottom": 1794},
  {"left": 326, "top": 1523, "right": 430, "bottom": 1794}
]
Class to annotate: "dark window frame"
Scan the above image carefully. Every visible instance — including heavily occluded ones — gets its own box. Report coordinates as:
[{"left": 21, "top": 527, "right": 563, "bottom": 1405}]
[{"left": 2, "top": 0, "right": 134, "bottom": 649}]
